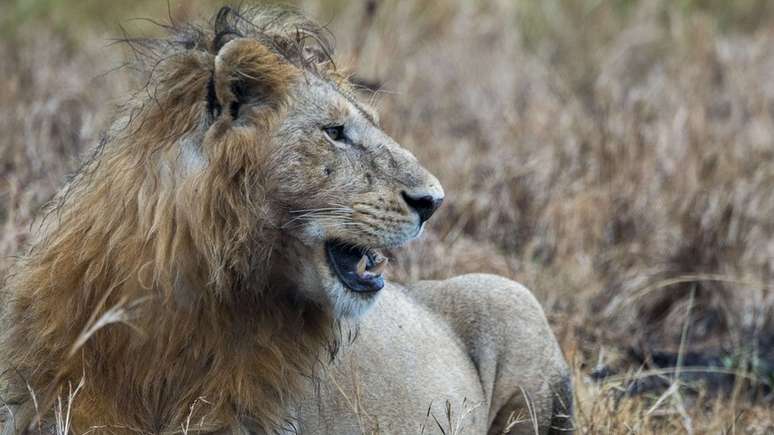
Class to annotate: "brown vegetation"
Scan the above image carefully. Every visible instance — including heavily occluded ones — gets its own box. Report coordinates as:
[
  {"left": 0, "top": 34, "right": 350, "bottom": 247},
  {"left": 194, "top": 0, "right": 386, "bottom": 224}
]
[{"left": 1, "top": 0, "right": 772, "bottom": 433}]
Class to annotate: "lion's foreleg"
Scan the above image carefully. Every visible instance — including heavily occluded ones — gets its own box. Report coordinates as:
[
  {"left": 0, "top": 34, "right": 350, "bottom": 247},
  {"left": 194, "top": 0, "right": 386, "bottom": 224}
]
[{"left": 410, "top": 274, "right": 574, "bottom": 435}]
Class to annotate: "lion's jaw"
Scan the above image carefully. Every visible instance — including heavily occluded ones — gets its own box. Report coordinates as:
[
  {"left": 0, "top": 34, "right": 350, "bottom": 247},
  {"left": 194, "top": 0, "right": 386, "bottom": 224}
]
[{"left": 284, "top": 242, "right": 378, "bottom": 318}]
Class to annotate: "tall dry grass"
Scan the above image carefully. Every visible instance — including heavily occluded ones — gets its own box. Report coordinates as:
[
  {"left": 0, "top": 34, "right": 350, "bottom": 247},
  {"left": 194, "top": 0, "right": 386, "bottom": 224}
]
[{"left": 1, "top": 0, "right": 772, "bottom": 433}]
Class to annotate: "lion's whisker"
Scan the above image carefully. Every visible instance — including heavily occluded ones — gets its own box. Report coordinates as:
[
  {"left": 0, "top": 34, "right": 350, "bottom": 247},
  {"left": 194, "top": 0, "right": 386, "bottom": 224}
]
[
  {"left": 283, "top": 208, "right": 355, "bottom": 228},
  {"left": 289, "top": 207, "right": 353, "bottom": 214},
  {"left": 283, "top": 215, "right": 351, "bottom": 228}
]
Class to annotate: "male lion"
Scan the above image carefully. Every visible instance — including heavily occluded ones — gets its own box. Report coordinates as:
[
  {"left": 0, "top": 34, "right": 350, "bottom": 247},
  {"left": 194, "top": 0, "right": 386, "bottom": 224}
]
[{"left": 0, "top": 6, "right": 572, "bottom": 435}]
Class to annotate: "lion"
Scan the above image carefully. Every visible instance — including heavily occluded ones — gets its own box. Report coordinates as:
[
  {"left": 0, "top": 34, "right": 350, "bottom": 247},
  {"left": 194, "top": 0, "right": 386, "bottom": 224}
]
[{"left": 0, "top": 6, "right": 572, "bottom": 435}]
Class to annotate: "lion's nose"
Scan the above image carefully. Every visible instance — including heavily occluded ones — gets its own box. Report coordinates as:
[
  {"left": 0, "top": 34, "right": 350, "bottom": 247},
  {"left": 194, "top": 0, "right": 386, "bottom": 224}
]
[{"left": 401, "top": 191, "right": 444, "bottom": 224}]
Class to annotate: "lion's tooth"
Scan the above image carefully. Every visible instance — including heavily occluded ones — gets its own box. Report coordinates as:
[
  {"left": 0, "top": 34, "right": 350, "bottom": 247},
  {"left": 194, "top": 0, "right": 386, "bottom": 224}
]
[
  {"left": 368, "top": 256, "right": 388, "bottom": 275},
  {"left": 356, "top": 255, "right": 367, "bottom": 276},
  {"left": 362, "top": 270, "right": 383, "bottom": 279}
]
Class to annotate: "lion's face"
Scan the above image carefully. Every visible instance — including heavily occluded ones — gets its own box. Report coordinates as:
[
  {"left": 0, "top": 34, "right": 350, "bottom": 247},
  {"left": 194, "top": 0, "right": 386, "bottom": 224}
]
[{"left": 267, "top": 74, "right": 444, "bottom": 318}]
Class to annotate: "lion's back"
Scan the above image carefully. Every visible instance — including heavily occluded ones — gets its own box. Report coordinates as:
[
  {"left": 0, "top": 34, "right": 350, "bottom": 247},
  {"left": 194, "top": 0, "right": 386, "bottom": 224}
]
[{"left": 298, "top": 276, "right": 573, "bottom": 434}]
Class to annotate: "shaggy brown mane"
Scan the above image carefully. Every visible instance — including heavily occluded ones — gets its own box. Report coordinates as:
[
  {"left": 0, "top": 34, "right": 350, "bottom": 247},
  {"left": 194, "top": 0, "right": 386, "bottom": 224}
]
[{"left": 1, "top": 6, "right": 345, "bottom": 433}]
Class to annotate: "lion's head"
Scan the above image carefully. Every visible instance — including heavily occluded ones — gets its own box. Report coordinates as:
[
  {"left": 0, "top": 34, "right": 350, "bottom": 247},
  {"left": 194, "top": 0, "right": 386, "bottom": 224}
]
[
  {"left": 1, "top": 6, "right": 443, "bottom": 432},
  {"left": 176, "top": 7, "right": 444, "bottom": 319}
]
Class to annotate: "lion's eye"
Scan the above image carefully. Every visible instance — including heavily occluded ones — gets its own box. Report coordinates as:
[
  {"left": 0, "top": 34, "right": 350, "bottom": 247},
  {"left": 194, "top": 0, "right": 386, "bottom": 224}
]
[{"left": 323, "top": 125, "right": 346, "bottom": 143}]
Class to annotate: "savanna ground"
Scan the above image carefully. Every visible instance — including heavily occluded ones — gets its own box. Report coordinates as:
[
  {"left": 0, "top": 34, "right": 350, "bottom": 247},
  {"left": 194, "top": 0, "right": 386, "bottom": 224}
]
[{"left": 1, "top": 0, "right": 773, "bottom": 433}]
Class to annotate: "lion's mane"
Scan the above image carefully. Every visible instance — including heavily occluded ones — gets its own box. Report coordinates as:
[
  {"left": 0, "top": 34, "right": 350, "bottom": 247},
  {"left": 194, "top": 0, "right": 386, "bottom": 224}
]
[{"left": 1, "top": 7, "right": 341, "bottom": 433}]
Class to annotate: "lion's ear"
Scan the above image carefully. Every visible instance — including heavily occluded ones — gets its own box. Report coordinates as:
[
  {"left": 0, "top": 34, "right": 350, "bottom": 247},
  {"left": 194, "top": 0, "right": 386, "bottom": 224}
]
[{"left": 211, "top": 38, "right": 296, "bottom": 119}]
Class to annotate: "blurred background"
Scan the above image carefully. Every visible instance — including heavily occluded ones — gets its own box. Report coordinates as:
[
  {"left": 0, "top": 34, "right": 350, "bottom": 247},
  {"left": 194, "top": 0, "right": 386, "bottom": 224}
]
[{"left": 1, "top": 0, "right": 772, "bottom": 432}]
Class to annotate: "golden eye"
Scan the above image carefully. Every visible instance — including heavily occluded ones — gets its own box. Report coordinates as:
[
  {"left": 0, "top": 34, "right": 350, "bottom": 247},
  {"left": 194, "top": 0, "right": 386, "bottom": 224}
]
[{"left": 323, "top": 125, "right": 345, "bottom": 142}]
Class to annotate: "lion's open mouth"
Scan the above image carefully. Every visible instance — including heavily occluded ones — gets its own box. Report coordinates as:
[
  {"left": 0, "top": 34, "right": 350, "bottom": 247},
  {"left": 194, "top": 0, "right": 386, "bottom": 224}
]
[{"left": 325, "top": 240, "right": 388, "bottom": 293}]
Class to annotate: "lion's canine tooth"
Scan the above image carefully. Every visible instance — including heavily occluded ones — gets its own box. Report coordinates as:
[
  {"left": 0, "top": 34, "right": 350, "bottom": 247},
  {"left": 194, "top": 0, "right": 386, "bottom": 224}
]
[
  {"left": 356, "top": 255, "right": 367, "bottom": 276},
  {"left": 369, "top": 256, "right": 388, "bottom": 275}
]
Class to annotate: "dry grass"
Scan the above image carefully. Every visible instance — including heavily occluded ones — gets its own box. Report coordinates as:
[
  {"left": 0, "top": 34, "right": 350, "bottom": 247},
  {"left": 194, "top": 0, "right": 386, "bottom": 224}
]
[{"left": 1, "top": 0, "right": 773, "bottom": 433}]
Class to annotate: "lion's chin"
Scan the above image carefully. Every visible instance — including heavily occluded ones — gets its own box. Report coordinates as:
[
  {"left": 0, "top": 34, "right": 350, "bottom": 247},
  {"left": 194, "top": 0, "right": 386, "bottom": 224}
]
[
  {"left": 325, "top": 279, "right": 382, "bottom": 319},
  {"left": 289, "top": 231, "right": 399, "bottom": 319},
  {"left": 289, "top": 261, "right": 381, "bottom": 320}
]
